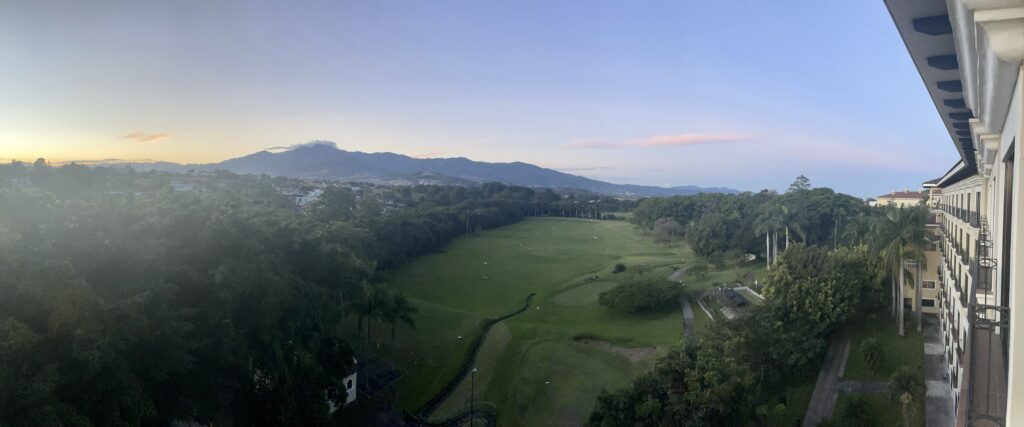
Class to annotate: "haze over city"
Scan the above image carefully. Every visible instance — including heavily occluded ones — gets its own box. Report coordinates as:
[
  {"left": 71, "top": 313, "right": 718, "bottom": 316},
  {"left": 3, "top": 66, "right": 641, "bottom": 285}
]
[{"left": 1, "top": 0, "right": 960, "bottom": 197}]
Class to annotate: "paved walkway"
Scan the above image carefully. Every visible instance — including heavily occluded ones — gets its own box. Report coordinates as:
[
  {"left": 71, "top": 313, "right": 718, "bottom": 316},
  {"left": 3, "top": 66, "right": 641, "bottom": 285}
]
[
  {"left": 802, "top": 331, "right": 851, "bottom": 427},
  {"left": 836, "top": 380, "right": 888, "bottom": 394},
  {"left": 679, "top": 296, "right": 695, "bottom": 344},
  {"left": 923, "top": 317, "right": 954, "bottom": 427}
]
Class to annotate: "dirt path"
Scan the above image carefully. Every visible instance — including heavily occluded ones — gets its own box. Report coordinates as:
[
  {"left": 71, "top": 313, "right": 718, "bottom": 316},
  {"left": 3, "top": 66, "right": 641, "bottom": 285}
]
[{"left": 802, "top": 331, "right": 851, "bottom": 427}]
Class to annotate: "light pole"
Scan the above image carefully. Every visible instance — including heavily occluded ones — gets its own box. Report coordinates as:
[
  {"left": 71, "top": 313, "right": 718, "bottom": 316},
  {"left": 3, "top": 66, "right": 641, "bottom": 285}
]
[{"left": 470, "top": 368, "right": 478, "bottom": 427}]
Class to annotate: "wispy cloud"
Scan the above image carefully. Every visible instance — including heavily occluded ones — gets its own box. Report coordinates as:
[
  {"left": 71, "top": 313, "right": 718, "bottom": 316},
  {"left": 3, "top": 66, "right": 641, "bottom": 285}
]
[
  {"left": 626, "top": 133, "right": 746, "bottom": 147},
  {"left": 565, "top": 133, "right": 749, "bottom": 149},
  {"left": 266, "top": 140, "right": 338, "bottom": 152},
  {"left": 119, "top": 132, "right": 169, "bottom": 143}
]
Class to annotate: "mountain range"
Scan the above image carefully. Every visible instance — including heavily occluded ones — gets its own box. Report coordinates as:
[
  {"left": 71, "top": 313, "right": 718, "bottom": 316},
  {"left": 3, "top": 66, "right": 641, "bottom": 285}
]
[{"left": 140, "top": 142, "right": 739, "bottom": 197}]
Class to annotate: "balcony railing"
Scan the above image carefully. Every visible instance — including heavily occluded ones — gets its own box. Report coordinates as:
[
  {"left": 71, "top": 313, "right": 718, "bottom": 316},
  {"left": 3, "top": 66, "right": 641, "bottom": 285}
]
[{"left": 966, "top": 215, "right": 1008, "bottom": 427}]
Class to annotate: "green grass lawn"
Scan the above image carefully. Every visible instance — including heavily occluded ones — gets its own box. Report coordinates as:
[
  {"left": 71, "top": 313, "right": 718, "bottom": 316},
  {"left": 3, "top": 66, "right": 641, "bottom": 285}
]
[
  {"left": 783, "top": 376, "right": 817, "bottom": 425},
  {"left": 350, "top": 217, "right": 761, "bottom": 426},
  {"left": 844, "top": 314, "right": 924, "bottom": 382}
]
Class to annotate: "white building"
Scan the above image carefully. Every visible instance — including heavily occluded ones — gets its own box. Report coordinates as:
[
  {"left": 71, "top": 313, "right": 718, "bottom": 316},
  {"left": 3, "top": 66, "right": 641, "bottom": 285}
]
[{"left": 885, "top": 0, "right": 1023, "bottom": 425}]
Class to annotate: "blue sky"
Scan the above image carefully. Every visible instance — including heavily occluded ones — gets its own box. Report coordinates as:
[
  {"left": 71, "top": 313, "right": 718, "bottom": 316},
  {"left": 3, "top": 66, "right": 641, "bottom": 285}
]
[{"left": 0, "top": 0, "right": 958, "bottom": 197}]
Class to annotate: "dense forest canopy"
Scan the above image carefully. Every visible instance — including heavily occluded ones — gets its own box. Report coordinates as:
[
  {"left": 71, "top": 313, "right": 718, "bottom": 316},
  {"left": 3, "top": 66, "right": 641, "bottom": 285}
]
[
  {"left": 0, "top": 162, "right": 632, "bottom": 426},
  {"left": 630, "top": 184, "right": 870, "bottom": 259},
  {"left": 0, "top": 164, "right": 904, "bottom": 426}
]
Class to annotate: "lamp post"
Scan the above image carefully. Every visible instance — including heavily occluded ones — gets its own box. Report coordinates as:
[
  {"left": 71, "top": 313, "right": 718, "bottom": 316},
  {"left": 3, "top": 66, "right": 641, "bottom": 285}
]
[{"left": 470, "top": 368, "right": 477, "bottom": 427}]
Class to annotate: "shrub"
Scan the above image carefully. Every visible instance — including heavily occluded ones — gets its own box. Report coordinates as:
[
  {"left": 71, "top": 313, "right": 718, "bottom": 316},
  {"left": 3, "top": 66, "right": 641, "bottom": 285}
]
[
  {"left": 860, "top": 337, "right": 884, "bottom": 375},
  {"left": 598, "top": 275, "right": 684, "bottom": 314},
  {"left": 613, "top": 263, "right": 626, "bottom": 273},
  {"left": 833, "top": 395, "right": 875, "bottom": 427}
]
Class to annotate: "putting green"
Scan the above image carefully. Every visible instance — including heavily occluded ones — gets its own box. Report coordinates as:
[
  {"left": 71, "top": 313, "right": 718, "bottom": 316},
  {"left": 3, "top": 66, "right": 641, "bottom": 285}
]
[{"left": 353, "top": 217, "right": 756, "bottom": 426}]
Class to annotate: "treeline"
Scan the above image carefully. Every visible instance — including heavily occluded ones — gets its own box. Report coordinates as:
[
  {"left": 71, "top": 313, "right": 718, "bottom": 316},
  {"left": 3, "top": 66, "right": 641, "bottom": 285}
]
[
  {"left": 590, "top": 245, "right": 880, "bottom": 426},
  {"left": 0, "top": 163, "right": 622, "bottom": 426},
  {"left": 631, "top": 178, "right": 869, "bottom": 259},
  {"left": 312, "top": 182, "right": 635, "bottom": 269}
]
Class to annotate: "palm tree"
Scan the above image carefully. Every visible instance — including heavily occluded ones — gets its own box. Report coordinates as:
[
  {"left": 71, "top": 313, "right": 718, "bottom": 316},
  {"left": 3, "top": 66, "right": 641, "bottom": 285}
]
[
  {"left": 378, "top": 290, "right": 417, "bottom": 365},
  {"left": 755, "top": 202, "right": 785, "bottom": 268},
  {"left": 353, "top": 282, "right": 385, "bottom": 346},
  {"left": 888, "top": 366, "right": 924, "bottom": 427},
  {"left": 871, "top": 206, "right": 929, "bottom": 336},
  {"left": 780, "top": 204, "right": 808, "bottom": 250}
]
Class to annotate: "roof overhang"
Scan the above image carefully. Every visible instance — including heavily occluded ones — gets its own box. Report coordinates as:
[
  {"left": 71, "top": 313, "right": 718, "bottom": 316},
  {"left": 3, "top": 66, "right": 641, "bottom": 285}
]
[
  {"left": 936, "top": 159, "right": 974, "bottom": 187},
  {"left": 884, "top": 0, "right": 1024, "bottom": 177}
]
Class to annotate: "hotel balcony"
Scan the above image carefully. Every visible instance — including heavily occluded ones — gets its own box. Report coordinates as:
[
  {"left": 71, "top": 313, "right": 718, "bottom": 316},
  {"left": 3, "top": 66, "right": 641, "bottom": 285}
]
[{"left": 964, "top": 309, "right": 1009, "bottom": 427}]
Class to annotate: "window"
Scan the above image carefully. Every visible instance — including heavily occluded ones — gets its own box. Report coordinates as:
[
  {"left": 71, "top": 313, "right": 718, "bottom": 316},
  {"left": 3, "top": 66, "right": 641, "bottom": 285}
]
[
  {"left": 922, "top": 299, "right": 935, "bottom": 307},
  {"left": 924, "top": 281, "right": 936, "bottom": 289}
]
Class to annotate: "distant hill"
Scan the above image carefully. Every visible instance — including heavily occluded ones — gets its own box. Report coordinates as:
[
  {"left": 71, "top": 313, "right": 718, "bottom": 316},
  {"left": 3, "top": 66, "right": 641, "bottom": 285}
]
[{"left": 138, "top": 142, "right": 739, "bottom": 197}]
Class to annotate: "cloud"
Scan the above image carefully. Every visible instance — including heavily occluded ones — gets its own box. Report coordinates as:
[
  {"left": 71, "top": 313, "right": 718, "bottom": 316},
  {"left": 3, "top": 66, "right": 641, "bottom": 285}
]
[
  {"left": 119, "top": 132, "right": 169, "bottom": 143},
  {"left": 565, "top": 133, "right": 749, "bottom": 149},
  {"left": 626, "top": 133, "right": 747, "bottom": 147},
  {"left": 266, "top": 141, "right": 338, "bottom": 152}
]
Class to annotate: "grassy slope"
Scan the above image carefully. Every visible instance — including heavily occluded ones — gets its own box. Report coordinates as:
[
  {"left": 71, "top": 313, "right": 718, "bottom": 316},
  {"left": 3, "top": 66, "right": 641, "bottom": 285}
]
[
  {"left": 381, "top": 218, "right": 703, "bottom": 425},
  {"left": 356, "top": 217, "right": 771, "bottom": 425}
]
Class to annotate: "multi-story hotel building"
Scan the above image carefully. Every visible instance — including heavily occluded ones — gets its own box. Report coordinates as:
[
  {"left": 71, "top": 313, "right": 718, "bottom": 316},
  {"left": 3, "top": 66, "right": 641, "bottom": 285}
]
[
  {"left": 884, "top": 0, "right": 1023, "bottom": 425},
  {"left": 876, "top": 189, "right": 929, "bottom": 207}
]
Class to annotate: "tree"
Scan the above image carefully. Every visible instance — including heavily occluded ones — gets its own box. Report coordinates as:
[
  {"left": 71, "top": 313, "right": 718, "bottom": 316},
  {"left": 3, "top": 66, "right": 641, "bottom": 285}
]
[
  {"left": 787, "top": 175, "right": 811, "bottom": 192},
  {"left": 353, "top": 282, "right": 386, "bottom": 346},
  {"left": 833, "top": 395, "right": 875, "bottom": 427},
  {"left": 888, "top": 367, "right": 924, "bottom": 427},
  {"left": 598, "top": 274, "right": 685, "bottom": 314},
  {"left": 378, "top": 290, "right": 417, "bottom": 365},
  {"left": 764, "top": 245, "right": 876, "bottom": 335},
  {"left": 754, "top": 202, "right": 784, "bottom": 269},
  {"left": 613, "top": 263, "right": 626, "bottom": 273},
  {"left": 871, "top": 206, "right": 929, "bottom": 336},
  {"left": 859, "top": 338, "right": 884, "bottom": 375},
  {"left": 687, "top": 261, "right": 710, "bottom": 281},
  {"left": 652, "top": 217, "right": 685, "bottom": 245}
]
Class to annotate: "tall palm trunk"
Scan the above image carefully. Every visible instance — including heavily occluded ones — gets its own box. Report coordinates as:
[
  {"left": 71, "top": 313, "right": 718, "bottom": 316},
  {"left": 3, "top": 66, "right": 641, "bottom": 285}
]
[
  {"left": 785, "top": 227, "right": 790, "bottom": 249},
  {"left": 366, "top": 318, "right": 373, "bottom": 346},
  {"left": 390, "top": 326, "right": 397, "bottom": 368},
  {"left": 921, "top": 261, "right": 929, "bottom": 331},
  {"left": 890, "top": 273, "right": 897, "bottom": 317},
  {"left": 765, "top": 233, "right": 771, "bottom": 269},
  {"left": 358, "top": 315, "right": 364, "bottom": 343},
  {"left": 773, "top": 230, "right": 779, "bottom": 264},
  {"left": 898, "top": 257, "right": 906, "bottom": 337}
]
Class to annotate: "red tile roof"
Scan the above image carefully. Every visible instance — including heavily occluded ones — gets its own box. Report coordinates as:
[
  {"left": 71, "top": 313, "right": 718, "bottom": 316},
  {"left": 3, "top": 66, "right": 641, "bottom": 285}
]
[{"left": 878, "top": 190, "right": 926, "bottom": 199}]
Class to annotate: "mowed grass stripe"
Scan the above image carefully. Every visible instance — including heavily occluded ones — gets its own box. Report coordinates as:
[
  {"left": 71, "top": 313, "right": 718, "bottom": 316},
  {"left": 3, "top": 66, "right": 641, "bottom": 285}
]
[{"left": 375, "top": 217, "right": 739, "bottom": 425}]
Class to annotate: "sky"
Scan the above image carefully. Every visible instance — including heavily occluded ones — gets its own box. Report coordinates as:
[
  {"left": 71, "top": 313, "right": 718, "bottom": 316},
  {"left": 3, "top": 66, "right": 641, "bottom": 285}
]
[{"left": 0, "top": 0, "right": 959, "bottom": 197}]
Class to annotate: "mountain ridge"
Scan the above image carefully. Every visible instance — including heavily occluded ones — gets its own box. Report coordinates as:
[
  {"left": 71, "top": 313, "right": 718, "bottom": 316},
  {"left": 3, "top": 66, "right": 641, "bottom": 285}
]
[{"left": 136, "top": 142, "right": 740, "bottom": 197}]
